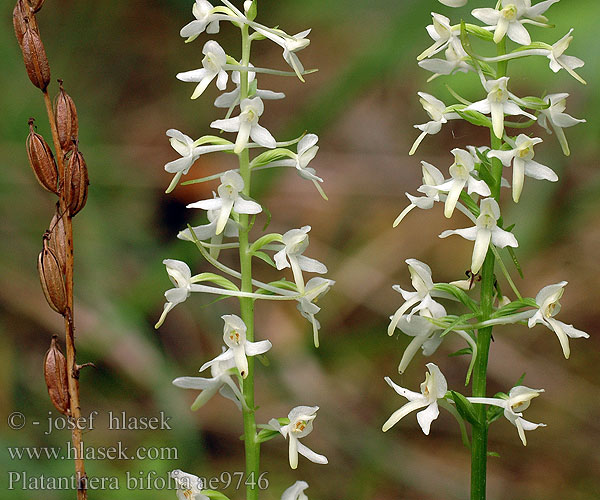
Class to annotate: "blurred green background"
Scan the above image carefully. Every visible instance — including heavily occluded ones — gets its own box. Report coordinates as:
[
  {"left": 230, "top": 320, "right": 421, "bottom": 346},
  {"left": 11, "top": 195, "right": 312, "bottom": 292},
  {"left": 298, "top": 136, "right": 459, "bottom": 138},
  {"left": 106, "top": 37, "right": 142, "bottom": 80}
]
[{"left": 2, "top": 0, "right": 599, "bottom": 499}]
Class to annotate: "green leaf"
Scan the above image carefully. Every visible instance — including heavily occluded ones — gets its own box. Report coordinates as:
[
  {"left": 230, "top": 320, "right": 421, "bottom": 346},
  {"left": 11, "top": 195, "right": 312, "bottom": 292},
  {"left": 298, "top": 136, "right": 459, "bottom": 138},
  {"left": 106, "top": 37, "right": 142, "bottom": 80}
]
[
  {"left": 458, "top": 191, "right": 481, "bottom": 217},
  {"left": 253, "top": 250, "right": 276, "bottom": 268},
  {"left": 450, "top": 391, "right": 481, "bottom": 427},
  {"left": 248, "top": 233, "right": 283, "bottom": 254},
  {"left": 515, "top": 372, "right": 527, "bottom": 386},
  {"left": 464, "top": 23, "right": 494, "bottom": 41},
  {"left": 250, "top": 148, "right": 295, "bottom": 169},
  {"left": 520, "top": 96, "right": 550, "bottom": 110},
  {"left": 507, "top": 247, "right": 524, "bottom": 279},
  {"left": 487, "top": 451, "right": 501, "bottom": 458},
  {"left": 194, "top": 135, "right": 234, "bottom": 147},
  {"left": 261, "top": 204, "right": 272, "bottom": 231},
  {"left": 486, "top": 405, "right": 504, "bottom": 425},
  {"left": 492, "top": 298, "right": 536, "bottom": 318},
  {"left": 202, "top": 491, "right": 231, "bottom": 500},
  {"left": 246, "top": 0, "right": 257, "bottom": 20},
  {"left": 456, "top": 109, "right": 492, "bottom": 129},
  {"left": 448, "top": 347, "right": 473, "bottom": 358},
  {"left": 193, "top": 273, "right": 239, "bottom": 292},
  {"left": 255, "top": 428, "right": 281, "bottom": 444},
  {"left": 434, "top": 283, "right": 480, "bottom": 313}
]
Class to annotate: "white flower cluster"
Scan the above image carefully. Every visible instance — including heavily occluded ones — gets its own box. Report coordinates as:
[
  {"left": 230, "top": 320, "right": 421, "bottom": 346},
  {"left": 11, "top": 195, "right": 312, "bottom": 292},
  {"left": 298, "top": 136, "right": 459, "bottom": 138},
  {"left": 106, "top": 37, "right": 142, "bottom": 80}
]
[
  {"left": 157, "top": 1, "right": 331, "bottom": 497},
  {"left": 385, "top": 0, "right": 588, "bottom": 453}
]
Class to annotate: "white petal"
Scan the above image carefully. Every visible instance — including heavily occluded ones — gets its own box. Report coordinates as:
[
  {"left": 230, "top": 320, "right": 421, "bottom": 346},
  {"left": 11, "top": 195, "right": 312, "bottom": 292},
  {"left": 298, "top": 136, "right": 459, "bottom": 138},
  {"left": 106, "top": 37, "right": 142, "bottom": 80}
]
[
  {"left": 245, "top": 339, "right": 272, "bottom": 356},
  {"left": 296, "top": 255, "right": 327, "bottom": 274},
  {"left": 250, "top": 123, "right": 277, "bottom": 149},
  {"left": 416, "top": 402, "right": 440, "bottom": 435},
  {"left": 491, "top": 227, "right": 519, "bottom": 249},
  {"left": 296, "top": 442, "right": 328, "bottom": 465},
  {"left": 507, "top": 21, "right": 531, "bottom": 46},
  {"left": 233, "top": 198, "right": 262, "bottom": 215},
  {"left": 524, "top": 159, "right": 558, "bottom": 181},
  {"left": 439, "top": 226, "right": 479, "bottom": 241},
  {"left": 211, "top": 117, "right": 241, "bottom": 133}
]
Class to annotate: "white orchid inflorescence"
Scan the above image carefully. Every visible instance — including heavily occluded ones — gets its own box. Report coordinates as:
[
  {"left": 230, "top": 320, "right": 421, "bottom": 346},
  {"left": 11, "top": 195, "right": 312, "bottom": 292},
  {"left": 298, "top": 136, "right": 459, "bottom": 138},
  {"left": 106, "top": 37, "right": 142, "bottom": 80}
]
[
  {"left": 385, "top": 1, "right": 588, "bottom": 497},
  {"left": 157, "top": 2, "right": 331, "bottom": 499}
]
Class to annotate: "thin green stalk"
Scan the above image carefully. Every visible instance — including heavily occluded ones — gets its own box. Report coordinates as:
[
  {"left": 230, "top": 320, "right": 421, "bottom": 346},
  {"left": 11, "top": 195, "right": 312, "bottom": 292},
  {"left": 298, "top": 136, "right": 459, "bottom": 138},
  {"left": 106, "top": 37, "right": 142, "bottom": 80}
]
[
  {"left": 470, "top": 36, "right": 507, "bottom": 500},
  {"left": 237, "top": 25, "right": 260, "bottom": 500}
]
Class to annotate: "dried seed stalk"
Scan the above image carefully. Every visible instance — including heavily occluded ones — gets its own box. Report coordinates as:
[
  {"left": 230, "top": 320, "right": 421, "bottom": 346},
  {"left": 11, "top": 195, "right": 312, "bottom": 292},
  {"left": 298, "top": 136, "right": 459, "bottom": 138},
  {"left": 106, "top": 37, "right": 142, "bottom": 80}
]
[
  {"left": 13, "top": 0, "right": 38, "bottom": 47},
  {"left": 44, "top": 335, "right": 70, "bottom": 415},
  {"left": 66, "top": 149, "right": 89, "bottom": 216},
  {"left": 21, "top": 23, "right": 51, "bottom": 91},
  {"left": 26, "top": 118, "right": 59, "bottom": 194},
  {"left": 54, "top": 80, "right": 79, "bottom": 152},
  {"left": 38, "top": 234, "right": 67, "bottom": 315}
]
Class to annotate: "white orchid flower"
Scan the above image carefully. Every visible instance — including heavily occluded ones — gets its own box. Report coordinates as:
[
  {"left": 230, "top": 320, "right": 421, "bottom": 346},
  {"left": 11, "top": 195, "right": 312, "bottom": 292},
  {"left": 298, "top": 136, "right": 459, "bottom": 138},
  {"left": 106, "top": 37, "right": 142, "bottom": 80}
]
[
  {"left": 439, "top": 0, "right": 468, "bottom": 6},
  {"left": 211, "top": 96, "right": 276, "bottom": 154},
  {"left": 170, "top": 470, "right": 208, "bottom": 500},
  {"left": 187, "top": 170, "right": 262, "bottom": 235},
  {"left": 173, "top": 354, "right": 246, "bottom": 411},
  {"left": 394, "top": 162, "right": 445, "bottom": 227},
  {"left": 546, "top": 30, "right": 586, "bottom": 84},
  {"left": 156, "top": 260, "right": 204, "bottom": 328},
  {"left": 178, "top": 204, "right": 239, "bottom": 242},
  {"left": 466, "top": 77, "right": 536, "bottom": 139},
  {"left": 274, "top": 226, "right": 327, "bottom": 293},
  {"left": 440, "top": 198, "right": 518, "bottom": 274},
  {"left": 388, "top": 259, "right": 450, "bottom": 335},
  {"left": 410, "top": 93, "right": 459, "bottom": 155},
  {"left": 214, "top": 67, "right": 285, "bottom": 109},
  {"left": 282, "top": 481, "right": 309, "bottom": 500},
  {"left": 269, "top": 406, "right": 328, "bottom": 470},
  {"left": 472, "top": 0, "right": 559, "bottom": 46},
  {"left": 177, "top": 41, "right": 229, "bottom": 100},
  {"left": 538, "top": 93, "right": 586, "bottom": 156},
  {"left": 254, "top": 28, "right": 311, "bottom": 81},
  {"left": 418, "top": 43, "right": 473, "bottom": 81},
  {"left": 528, "top": 281, "right": 589, "bottom": 359},
  {"left": 487, "top": 134, "right": 557, "bottom": 202},
  {"left": 392, "top": 308, "right": 478, "bottom": 377},
  {"left": 199, "top": 314, "right": 272, "bottom": 379},
  {"left": 417, "top": 13, "right": 462, "bottom": 61},
  {"left": 180, "top": 0, "right": 221, "bottom": 42},
  {"left": 468, "top": 386, "right": 546, "bottom": 446},
  {"left": 296, "top": 277, "right": 334, "bottom": 348},
  {"left": 422, "top": 148, "right": 491, "bottom": 218},
  {"left": 382, "top": 363, "right": 448, "bottom": 434}
]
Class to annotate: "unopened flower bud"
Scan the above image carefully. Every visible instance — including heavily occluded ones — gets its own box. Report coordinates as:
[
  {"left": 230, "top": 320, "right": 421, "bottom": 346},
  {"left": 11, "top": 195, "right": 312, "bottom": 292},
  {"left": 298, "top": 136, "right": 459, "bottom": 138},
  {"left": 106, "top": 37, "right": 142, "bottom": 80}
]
[
  {"left": 66, "top": 148, "right": 89, "bottom": 216},
  {"left": 48, "top": 208, "right": 67, "bottom": 275},
  {"left": 38, "top": 234, "right": 67, "bottom": 315},
  {"left": 21, "top": 22, "right": 51, "bottom": 91},
  {"left": 44, "top": 335, "right": 70, "bottom": 416},
  {"left": 54, "top": 80, "right": 78, "bottom": 152},
  {"left": 26, "top": 118, "right": 58, "bottom": 194}
]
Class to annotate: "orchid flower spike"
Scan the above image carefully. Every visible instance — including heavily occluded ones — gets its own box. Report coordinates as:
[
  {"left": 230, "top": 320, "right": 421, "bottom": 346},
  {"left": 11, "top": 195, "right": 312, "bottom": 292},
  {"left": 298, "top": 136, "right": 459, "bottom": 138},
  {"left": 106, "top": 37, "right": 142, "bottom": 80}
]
[
  {"left": 211, "top": 96, "right": 276, "bottom": 154},
  {"left": 173, "top": 354, "right": 246, "bottom": 411},
  {"left": 199, "top": 314, "right": 272, "bottom": 378},
  {"left": 180, "top": 0, "right": 221, "bottom": 42},
  {"left": 177, "top": 41, "right": 229, "bottom": 99},
  {"left": 156, "top": 260, "right": 204, "bottom": 328},
  {"left": 382, "top": 363, "right": 448, "bottom": 434},
  {"left": 466, "top": 77, "right": 536, "bottom": 139},
  {"left": 410, "top": 93, "right": 459, "bottom": 155},
  {"left": 269, "top": 406, "right": 328, "bottom": 470},
  {"left": 488, "top": 134, "right": 557, "bottom": 202},
  {"left": 214, "top": 67, "right": 285, "bottom": 109},
  {"left": 388, "top": 259, "right": 450, "bottom": 335},
  {"left": 274, "top": 226, "right": 327, "bottom": 293},
  {"left": 187, "top": 170, "right": 261, "bottom": 235},
  {"left": 394, "top": 162, "right": 445, "bottom": 227},
  {"left": 282, "top": 481, "right": 309, "bottom": 500},
  {"left": 538, "top": 93, "right": 586, "bottom": 156},
  {"left": 423, "top": 148, "right": 491, "bottom": 218},
  {"left": 417, "top": 13, "right": 462, "bottom": 61},
  {"left": 472, "top": 0, "right": 560, "bottom": 46},
  {"left": 440, "top": 198, "right": 518, "bottom": 275},
  {"left": 468, "top": 386, "right": 546, "bottom": 446},
  {"left": 296, "top": 277, "right": 334, "bottom": 348},
  {"left": 528, "top": 281, "right": 589, "bottom": 359},
  {"left": 392, "top": 310, "right": 477, "bottom": 380},
  {"left": 170, "top": 470, "right": 208, "bottom": 500}
]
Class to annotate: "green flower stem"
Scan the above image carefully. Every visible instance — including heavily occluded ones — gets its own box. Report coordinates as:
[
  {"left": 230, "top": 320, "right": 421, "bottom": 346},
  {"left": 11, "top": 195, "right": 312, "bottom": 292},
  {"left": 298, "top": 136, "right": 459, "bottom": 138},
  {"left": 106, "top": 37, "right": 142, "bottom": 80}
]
[
  {"left": 470, "top": 37, "right": 507, "bottom": 500},
  {"left": 237, "top": 24, "right": 260, "bottom": 500}
]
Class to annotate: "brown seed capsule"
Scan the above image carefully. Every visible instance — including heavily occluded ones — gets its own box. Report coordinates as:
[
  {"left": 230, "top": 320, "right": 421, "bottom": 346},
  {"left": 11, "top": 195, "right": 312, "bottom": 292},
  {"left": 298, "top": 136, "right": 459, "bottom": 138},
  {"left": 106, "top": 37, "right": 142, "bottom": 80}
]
[
  {"left": 48, "top": 208, "right": 67, "bottom": 275},
  {"left": 13, "top": 0, "right": 38, "bottom": 47},
  {"left": 66, "top": 149, "right": 89, "bottom": 216},
  {"left": 44, "top": 335, "right": 70, "bottom": 416},
  {"left": 54, "top": 80, "right": 79, "bottom": 152},
  {"left": 38, "top": 234, "right": 67, "bottom": 315},
  {"left": 21, "top": 22, "right": 50, "bottom": 91},
  {"left": 26, "top": 119, "right": 59, "bottom": 194},
  {"left": 28, "top": 0, "right": 45, "bottom": 13}
]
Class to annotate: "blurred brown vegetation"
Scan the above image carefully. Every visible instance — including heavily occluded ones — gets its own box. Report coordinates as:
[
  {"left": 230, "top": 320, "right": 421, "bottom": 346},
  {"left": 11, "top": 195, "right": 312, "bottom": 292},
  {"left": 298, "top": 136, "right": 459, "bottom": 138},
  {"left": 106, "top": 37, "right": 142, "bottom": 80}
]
[{"left": 1, "top": 0, "right": 599, "bottom": 499}]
